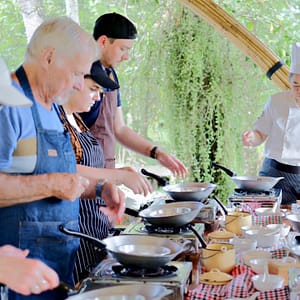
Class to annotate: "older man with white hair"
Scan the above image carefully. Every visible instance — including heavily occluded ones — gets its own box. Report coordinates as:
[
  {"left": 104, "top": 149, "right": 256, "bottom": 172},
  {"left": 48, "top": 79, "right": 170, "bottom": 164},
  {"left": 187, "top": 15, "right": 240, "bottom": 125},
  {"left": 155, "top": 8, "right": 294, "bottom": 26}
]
[
  {"left": 0, "top": 57, "right": 60, "bottom": 297},
  {"left": 0, "top": 17, "right": 124, "bottom": 300}
]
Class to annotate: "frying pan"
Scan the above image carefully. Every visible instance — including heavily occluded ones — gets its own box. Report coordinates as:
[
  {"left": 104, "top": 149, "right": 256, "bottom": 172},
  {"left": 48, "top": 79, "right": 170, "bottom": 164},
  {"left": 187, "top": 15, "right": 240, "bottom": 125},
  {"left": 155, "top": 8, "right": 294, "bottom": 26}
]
[
  {"left": 138, "top": 201, "right": 203, "bottom": 227},
  {"left": 211, "top": 162, "right": 284, "bottom": 192},
  {"left": 141, "top": 168, "right": 216, "bottom": 201},
  {"left": 139, "top": 201, "right": 207, "bottom": 248},
  {"left": 65, "top": 284, "right": 173, "bottom": 300},
  {"left": 58, "top": 225, "right": 183, "bottom": 269}
]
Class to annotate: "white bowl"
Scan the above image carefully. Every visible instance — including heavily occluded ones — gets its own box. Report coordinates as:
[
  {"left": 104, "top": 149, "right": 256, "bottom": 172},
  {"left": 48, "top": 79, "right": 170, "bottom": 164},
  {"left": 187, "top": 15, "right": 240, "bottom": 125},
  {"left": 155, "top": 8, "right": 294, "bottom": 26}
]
[
  {"left": 255, "top": 207, "right": 284, "bottom": 216},
  {"left": 266, "top": 223, "right": 290, "bottom": 237},
  {"left": 244, "top": 228, "right": 280, "bottom": 248},
  {"left": 231, "top": 237, "right": 257, "bottom": 254},
  {"left": 249, "top": 258, "right": 270, "bottom": 274},
  {"left": 240, "top": 225, "right": 262, "bottom": 237},
  {"left": 252, "top": 274, "right": 284, "bottom": 291},
  {"left": 242, "top": 249, "right": 272, "bottom": 266}
]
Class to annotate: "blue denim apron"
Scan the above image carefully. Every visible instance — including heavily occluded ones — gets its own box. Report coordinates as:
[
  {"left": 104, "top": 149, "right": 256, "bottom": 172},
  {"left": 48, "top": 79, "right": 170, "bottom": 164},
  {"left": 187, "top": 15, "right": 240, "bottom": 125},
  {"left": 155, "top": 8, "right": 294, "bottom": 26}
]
[{"left": 0, "top": 66, "right": 80, "bottom": 300}]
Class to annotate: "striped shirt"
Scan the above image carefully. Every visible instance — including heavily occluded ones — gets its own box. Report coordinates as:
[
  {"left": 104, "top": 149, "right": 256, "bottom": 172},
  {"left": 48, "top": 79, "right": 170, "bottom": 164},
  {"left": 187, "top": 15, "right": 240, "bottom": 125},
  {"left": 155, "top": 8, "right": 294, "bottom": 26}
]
[{"left": 59, "top": 110, "right": 110, "bottom": 283}]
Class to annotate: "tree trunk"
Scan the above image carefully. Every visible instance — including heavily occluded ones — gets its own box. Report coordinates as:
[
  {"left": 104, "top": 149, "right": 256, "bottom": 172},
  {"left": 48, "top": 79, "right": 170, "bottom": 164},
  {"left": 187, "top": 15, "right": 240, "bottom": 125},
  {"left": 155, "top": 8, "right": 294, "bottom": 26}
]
[
  {"left": 18, "top": 0, "right": 44, "bottom": 42},
  {"left": 65, "top": 0, "right": 79, "bottom": 24}
]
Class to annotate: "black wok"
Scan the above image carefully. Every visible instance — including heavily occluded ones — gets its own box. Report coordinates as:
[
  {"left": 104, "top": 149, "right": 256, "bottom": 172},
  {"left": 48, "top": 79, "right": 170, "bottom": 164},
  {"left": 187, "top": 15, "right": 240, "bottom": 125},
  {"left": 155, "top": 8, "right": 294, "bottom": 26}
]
[
  {"left": 141, "top": 168, "right": 216, "bottom": 201},
  {"left": 58, "top": 225, "right": 183, "bottom": 269},
  {"left": 211, "top": 162, "right": 284, "bottom": 192}
]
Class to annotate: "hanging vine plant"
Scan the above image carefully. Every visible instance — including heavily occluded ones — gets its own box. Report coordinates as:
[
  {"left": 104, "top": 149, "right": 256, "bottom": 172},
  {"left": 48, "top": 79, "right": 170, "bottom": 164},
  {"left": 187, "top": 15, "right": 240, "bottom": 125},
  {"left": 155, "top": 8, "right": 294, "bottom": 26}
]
[{"left": 154, "top": 5, "right": 271, "bottom": 201}]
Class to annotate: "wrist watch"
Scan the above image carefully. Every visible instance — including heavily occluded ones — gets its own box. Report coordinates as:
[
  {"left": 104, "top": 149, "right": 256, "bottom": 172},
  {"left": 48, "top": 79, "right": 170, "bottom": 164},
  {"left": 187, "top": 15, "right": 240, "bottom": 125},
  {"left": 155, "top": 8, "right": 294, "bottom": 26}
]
[
  {"left": 150, "top": 146, "right": 158, "bottom": 159},
  {"left": 96, "top": 181, "right": 105, "bottom": 198}
]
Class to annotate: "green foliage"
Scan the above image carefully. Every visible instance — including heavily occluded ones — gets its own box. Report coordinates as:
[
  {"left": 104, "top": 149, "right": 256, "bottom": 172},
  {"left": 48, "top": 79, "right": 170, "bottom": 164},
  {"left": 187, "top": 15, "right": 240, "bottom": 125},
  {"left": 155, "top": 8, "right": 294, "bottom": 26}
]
[{"left": 0, "top": 0, "right": 299, "bottom": 202}]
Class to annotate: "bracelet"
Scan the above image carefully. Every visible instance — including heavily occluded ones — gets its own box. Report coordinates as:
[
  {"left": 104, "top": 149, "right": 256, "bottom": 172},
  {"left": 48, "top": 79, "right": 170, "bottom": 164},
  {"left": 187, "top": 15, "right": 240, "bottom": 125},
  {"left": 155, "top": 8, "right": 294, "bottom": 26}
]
[
  {"left": 150, "top": 146, "right": 158, "bottom": 159},
  {"left": 96, "top": 181, "right": 105, "bottom": 198}
]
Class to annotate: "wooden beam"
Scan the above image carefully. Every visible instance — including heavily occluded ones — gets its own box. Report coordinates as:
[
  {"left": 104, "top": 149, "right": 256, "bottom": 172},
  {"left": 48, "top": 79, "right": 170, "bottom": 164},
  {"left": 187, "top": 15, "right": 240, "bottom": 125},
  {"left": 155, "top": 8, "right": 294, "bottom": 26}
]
[{"left": 179, "top": 0, "right": 290, "bottom": 90}]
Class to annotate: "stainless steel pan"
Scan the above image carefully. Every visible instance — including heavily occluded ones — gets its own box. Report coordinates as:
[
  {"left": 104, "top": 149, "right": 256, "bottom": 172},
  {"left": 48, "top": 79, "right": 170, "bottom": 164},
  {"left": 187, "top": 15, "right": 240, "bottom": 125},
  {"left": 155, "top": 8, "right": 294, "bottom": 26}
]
[
  {"left": 141, "top": 168, "right": 216, "bottom": 201},
  {"left": 211, "top": 162, "right": 284, "bottom": 192},
  {"left": 139, "top": 201, "right": 203, "bottom": 227},
  {"left": 58, "top": 225, "right": 183, "bottom": 269},
  {"left": 65, "top": 284, "right": 173, "bottom": 300},
  {"left": 138, "top": 201, "right": 207, "bottom": 248}
]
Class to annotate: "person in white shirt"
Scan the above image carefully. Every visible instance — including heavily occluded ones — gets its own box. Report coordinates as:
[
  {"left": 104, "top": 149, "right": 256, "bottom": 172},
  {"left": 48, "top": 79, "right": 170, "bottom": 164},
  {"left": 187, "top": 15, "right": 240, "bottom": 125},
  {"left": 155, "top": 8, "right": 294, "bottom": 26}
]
[{"left": 242, "top": 43, "right": 300, "bottom": 205}]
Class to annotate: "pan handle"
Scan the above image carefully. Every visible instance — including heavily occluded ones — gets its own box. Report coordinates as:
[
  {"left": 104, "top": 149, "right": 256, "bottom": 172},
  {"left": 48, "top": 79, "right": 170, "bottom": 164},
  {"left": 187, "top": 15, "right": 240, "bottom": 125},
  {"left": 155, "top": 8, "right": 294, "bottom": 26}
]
[
  {"left": 58, "top": 224, "right": 106, "bottom": 249},
  {"left": 212, "top": 195, "right": 228, "bottom": 216},
  {"left": 211, "top": 161, "right": 236, "bottom": 177},
  {"left": 188, "top": 224, "right": 207, "bottom": 249},
  {"left": 56, "top": 281, "right": 78, "bottom": 297},
  {"left": 141, "top": 168, "right": 169, "bottom": 186}
]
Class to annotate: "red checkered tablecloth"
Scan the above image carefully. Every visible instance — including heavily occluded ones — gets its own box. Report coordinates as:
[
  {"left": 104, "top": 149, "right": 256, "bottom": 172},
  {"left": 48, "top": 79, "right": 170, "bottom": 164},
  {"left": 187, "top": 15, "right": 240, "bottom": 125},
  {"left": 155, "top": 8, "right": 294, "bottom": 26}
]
[{"left": 185, "top": 265, "right": 289, "bottom": 300}]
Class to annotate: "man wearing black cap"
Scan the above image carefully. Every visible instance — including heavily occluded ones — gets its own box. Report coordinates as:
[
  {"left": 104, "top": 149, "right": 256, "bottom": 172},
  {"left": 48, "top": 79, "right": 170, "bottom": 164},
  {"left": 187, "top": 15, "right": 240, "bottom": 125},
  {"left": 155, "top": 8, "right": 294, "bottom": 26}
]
[{"left": 80, "top": 12, "right": 187, "bottom": 178}]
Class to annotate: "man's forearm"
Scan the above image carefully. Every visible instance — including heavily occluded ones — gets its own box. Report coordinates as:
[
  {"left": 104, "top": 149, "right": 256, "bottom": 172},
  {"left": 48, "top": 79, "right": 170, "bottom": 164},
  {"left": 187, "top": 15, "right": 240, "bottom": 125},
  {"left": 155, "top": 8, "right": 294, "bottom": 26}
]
[
  {"left": 0, "top": 173, "right": 57, "bottom": 206},
  {"left": 115, "top": 126, "right": 155, "bottom": 157}
]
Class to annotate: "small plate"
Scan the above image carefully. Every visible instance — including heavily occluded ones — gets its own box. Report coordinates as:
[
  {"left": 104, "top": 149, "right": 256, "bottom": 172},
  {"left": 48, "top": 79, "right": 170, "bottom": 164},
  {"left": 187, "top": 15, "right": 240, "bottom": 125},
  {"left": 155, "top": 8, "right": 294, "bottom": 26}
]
[{"left": 118, "top": 245, "right": 171, "bottom": 256}]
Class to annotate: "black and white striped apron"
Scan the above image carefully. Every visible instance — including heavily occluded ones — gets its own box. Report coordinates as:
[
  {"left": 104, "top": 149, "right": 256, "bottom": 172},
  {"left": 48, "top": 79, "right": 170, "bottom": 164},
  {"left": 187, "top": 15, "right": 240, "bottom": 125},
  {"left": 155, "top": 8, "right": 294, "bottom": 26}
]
[{"left": 72, "top": 128, "right": 110, "bottom": 283}]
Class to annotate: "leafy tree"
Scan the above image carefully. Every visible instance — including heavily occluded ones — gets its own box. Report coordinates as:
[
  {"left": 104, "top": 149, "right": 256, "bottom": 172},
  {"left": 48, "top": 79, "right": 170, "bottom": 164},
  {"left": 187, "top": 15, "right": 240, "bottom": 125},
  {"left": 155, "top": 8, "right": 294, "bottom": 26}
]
[{"left": 0, "top": 0, "right": 299, "bottom": 200}]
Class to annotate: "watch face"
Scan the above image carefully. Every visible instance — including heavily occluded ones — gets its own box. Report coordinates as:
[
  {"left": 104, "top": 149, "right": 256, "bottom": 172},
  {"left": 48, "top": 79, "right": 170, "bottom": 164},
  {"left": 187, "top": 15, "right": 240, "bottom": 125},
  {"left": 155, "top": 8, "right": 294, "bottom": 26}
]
[{"left": 96, "top": 181, "right": 105, "bottom": 198}]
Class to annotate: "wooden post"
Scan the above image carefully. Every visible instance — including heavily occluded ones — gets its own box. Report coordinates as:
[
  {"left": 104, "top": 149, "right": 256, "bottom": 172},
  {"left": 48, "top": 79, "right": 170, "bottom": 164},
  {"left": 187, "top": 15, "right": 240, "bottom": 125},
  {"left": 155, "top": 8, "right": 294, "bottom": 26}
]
[{"left": 179, "top": 0, "right": 290, "bottom": 90}]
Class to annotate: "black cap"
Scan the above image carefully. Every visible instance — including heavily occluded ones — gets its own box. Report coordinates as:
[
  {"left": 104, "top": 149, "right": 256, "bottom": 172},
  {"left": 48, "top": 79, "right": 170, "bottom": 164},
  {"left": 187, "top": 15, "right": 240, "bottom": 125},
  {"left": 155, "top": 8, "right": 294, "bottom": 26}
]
[
  {"left": 87, "top": 60, "right": 119, "bottom": 90},
  {"left": 93, "top": 12, "right": 137, "bottom": 40}
]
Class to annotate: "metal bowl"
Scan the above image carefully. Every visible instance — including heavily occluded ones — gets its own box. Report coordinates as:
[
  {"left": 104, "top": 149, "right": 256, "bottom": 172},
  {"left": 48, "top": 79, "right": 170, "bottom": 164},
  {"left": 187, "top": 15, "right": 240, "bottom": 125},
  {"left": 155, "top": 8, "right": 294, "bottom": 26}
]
[
  {"left": 162, "top": 182, "right": 216, "bottom": 201},
  {"left": 231, "top": 176, "right": 283, "bottom": 192},
  {"left": 286, "top": 214, "right": 300, "bottom": 231}
]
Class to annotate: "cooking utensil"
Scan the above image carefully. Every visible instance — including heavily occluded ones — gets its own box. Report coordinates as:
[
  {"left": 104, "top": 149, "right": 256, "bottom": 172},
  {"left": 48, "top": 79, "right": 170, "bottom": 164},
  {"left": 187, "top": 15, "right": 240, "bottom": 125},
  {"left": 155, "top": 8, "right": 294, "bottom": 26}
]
[
  {"left": 139, "top": 201, "right": 207, "bottom": 248},
  {"left": 139, "top": 201, "right": 202, "bottom": 227},
  {"left": 65, "top": 284, "right": 173, "bottom": 300},
  {"left": 58, "top": 225, "right": 183, "bottom": 269},
  {"left": 225, "top": 211, "right": 252, "bottom": 236},
  {"left": 118, "top": 244, "right": 171, "bottom": 256},
  {"left": 201, "top": 243, "right": 235, "bottom": 273},
  {"left": 141, "top": 168, "right": 216, "bottom": 201},
  {"left": 211, "top": 162, "right": 284, "bottom": 192},
  {"left": 207, "top": 228, "right": 235, "bottom": 243}
]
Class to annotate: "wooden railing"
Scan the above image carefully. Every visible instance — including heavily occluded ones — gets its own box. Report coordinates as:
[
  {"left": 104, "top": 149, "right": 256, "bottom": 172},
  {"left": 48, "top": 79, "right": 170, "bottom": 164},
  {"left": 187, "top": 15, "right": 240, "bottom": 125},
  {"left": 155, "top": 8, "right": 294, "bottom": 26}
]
[{"left": 179, "top": 0, "right": 290, "bottom": 90}]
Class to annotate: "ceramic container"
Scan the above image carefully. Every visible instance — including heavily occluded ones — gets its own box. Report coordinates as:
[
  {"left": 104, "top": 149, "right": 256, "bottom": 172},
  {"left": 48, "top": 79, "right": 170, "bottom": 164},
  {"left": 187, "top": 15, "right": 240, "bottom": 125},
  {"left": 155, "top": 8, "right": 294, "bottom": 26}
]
[
  {"left": 202, "top": 243, "right": 235, "bottom": 273},
  {"left": 225, "top": 212, "right": 252, "bottom": 236},
  {"left": 231, "top": 237, "right": 257, "bottom": 254},
  {"left": 252, "top": 274, "right": 284, "bottom": 292},
  {"left": 242, "top": 249, "right": 272, "bottom": 266},
  {"left": 244, "top": 227, "right": 280, "bottom": 248},
  {"left": 207, "top": 228, "right": 235, "bottom": 243},
  {"left": 249, "top": 258, "right": 270, "bottom": 274}
]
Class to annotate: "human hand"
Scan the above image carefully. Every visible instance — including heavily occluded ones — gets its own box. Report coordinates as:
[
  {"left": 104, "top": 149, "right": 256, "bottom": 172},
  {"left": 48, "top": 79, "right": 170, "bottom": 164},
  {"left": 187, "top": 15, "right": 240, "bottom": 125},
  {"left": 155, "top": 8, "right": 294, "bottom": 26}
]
[
  {"left": 50, "top": 173, "right": 90, "bottom": 201},
  {"left": 0, "top": 244, "right": 29, "bottom": 258},
  {"left": 100, "top": 182, "right": 125, "bottom": 224},
  {"left": 118, "top": 166, "right": 152, "bottom": 196},
  {"left": 0, "top": 256, "right": 59, "bottom": 295},
  {"left": 156, "top": 150, "right": 188, "bottom": 178},
  {"left": 242, "top": 130, "right": 254, "bottom": 146}
]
